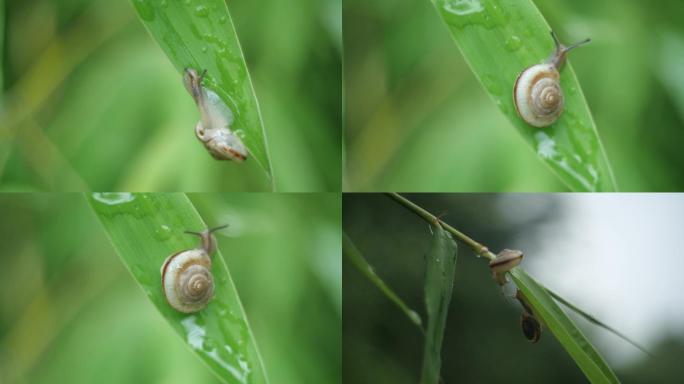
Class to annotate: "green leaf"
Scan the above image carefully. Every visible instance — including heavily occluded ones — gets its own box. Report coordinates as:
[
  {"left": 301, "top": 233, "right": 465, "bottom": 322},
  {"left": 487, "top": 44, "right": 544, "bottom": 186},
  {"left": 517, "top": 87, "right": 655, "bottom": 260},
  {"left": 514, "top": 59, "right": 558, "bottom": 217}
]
[
  {"left": 130, "top": 0, "right": 273, "bottom": 183},
  {"left": 429, "top": 0, "right": 617, "bottom": 192},
  {"left": 342, "top": 232, "right": 422, "bottom": 327},
  {"left": 421, "top": 224, "right": 458, "bottom": 384},
  {"left": 545, "top": 288, "right": 651, "bottom": 356},
  {"left": 87, "top": 193, "right": 269, "bottom": 384},
  {"left": 0, "top": 0, "right": 4, "bottom": 90},
  {"left": 510, "top": 268, "right": 619, "bottom": 383}
]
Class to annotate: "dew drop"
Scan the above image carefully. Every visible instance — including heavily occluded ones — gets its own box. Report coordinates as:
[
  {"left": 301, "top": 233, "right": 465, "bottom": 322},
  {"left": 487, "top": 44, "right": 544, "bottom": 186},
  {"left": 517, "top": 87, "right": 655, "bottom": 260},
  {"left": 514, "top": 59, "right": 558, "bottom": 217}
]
[
  {"left": 195, "top": 5, "right": 209, "bottom": 17},
  {"left": 504, "top": 35, "right": 522, "bottom": 52},
  {"left": 482, "top": 75, "right": 502, "bottom": 96},
  {"left": 91, "top": 192, "right": 136, "bottom": 206},
  {"left": 153, "top": 224, "right": 172, "bottom": 241},
  {"left": 443, "top": 0, "right": 484, "bottom": 16},
  {"left": 494, "top": 99, "right": 509, "bottom": 114}
]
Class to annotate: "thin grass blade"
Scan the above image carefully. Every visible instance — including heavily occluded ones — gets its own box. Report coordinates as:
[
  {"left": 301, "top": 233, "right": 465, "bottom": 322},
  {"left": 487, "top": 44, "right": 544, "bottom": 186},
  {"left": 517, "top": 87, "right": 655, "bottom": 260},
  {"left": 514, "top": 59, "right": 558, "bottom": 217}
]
[
  {"left": 545, "top": 288, "right": 651, "bottom": 356},
  {"left": 343, "top": 232, "right": 422, "bottom": 328}
]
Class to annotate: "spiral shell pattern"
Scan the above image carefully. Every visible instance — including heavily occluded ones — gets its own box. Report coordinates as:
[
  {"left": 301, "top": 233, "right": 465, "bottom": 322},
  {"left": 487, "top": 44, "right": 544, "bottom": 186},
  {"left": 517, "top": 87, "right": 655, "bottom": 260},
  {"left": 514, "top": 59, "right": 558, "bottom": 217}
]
[
  {"left": 514, "top": 64, "right": 563, "bottom": 127},
  {"left": 161, "top": 249, "right": 215, "bottom": 313}
]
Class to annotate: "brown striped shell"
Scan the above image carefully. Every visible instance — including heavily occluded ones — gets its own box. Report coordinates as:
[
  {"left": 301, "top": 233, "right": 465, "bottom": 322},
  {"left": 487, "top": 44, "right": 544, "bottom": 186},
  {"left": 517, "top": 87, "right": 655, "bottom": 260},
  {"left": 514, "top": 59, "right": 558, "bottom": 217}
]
[
  {"left": 160, "top": 225, "right": 226, "bottom": 313},
  {"left": 513, "top": 32, "right": 590, "bottom": 128},
  {"left": 161, "top": 249, "right": 214, "bottom": 313},
  {"left": 514, "top": 64, "right": 563, "bottom": 127}
]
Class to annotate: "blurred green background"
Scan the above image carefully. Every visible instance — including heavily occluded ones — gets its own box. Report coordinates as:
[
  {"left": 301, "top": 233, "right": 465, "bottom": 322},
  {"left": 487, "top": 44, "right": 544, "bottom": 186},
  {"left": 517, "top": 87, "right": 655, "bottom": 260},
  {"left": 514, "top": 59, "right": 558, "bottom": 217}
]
[
  {"left": 344, "top": 194, "right": 684, "bottom": 383},
  {"left": 0, "top": 193, "right": 341, "bottom": 383},
  {"left": 344, "top": 0, "right": 684, "bottom": 191},
  {"left": 0, "top": 0, "right": 341, "bottom": 192}
]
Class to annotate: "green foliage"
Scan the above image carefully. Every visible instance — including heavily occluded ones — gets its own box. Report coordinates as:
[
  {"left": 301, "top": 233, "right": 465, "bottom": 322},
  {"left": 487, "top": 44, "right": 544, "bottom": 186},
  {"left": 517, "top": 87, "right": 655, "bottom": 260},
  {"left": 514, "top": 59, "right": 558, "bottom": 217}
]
[
  {"left": 429, "top": 0, "right": 615, "bottom": 191},
  {"left": 510, "top": 268, "right": 619, "bottom": 383},
  {"left": 0, "top": 0, "right": 340, "bottom": 191},
  {"left": 344, "top": 0, "right": 684, "bottom": 191},
  {"left": 343, "top": 232, "right": 422, "bottom": 327},
  {"left": 130, "top": 0, "right": 272, "bottom": 183},
  {"left": 420, "top": 224, "right": 457, "bottom": 384},
  {"left": 87, "top": 193, "right": 268, "bottom": 384},
  {"left": 0, "top": 0, "right": 4, "bottom": 90},
  {"left": 0, "top": 193, "right": 340, "bottom": 384}
]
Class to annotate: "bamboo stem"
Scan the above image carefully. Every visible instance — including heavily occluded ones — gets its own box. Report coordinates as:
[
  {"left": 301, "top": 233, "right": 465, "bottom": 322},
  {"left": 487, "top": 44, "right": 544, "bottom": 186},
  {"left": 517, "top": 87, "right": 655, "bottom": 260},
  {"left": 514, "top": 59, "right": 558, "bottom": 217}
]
[{"left": 386, "top": 193, "right": 496, "bottom": 261}]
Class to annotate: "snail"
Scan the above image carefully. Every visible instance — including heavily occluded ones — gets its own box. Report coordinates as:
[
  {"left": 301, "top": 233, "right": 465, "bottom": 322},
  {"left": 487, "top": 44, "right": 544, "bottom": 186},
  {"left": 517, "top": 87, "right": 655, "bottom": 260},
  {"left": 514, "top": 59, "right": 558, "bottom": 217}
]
[
  {"left": 160, "top": 225, "right": 227, "bottom": 313},
  {"left": 520, "top": 310, "right": 542, "bottom": 343},
  {"left": 490, "top": 249, "right": 541, "bottom": 342},
  {"left": 489, "top": 249, "right": 523, "bottom": 285},
  {"left": 516, "top": 290, "right": 542, "bottom": 343},
  {"left": 183, "top": 68, "right": 248, "bottom": 162},
  {"left": 513, "top": 31, "right": 590, "bottom": 127}
]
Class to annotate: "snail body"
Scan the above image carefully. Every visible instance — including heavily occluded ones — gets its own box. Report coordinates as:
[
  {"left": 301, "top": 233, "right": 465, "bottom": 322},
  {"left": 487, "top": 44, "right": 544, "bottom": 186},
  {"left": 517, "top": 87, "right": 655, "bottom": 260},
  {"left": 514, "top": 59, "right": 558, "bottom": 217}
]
[
  {"left": 161, "top": 225, "right": 227, "bottom": 313},
  {"left": 183, "top": 68, "right": 248, "bottom": 162},
  {"left": 513, "top": 32, "right": 590, "bottom": 127}
]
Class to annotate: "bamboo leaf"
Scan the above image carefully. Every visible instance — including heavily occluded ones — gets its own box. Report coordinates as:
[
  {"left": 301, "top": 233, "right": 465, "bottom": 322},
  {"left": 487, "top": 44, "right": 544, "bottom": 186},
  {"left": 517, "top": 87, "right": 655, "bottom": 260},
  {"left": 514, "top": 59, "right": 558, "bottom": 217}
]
[
  {"left": 130, "top": 0, "right": 273, "bottom": 183},
  {"left": 545, "top": 288, "right": 651, "bottom": 356},
  {"left": 429, "top": 0, "right": 616, "bottom": 192},
  {"left": 0, "top": 0, "right": 4, "bottom": 90},
  {"left": 87, "top": 193, "right": 269, "bottom": 384},
  {"left": 510, "top": 268, "right": 619, "bottom": 383},
  {"left": 343, "top": 232, "right": 422, "bottom": 327},
  {"left": 421, "top": 224, "right": 458, "bottom": 384}
]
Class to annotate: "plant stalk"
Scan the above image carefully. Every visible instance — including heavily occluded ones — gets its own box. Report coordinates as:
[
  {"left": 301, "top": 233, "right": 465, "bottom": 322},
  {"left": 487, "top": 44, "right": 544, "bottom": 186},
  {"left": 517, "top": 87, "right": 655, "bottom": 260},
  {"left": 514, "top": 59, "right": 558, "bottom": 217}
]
[{"left": 386, "top": 193, "right": 496, "bottom": 260}]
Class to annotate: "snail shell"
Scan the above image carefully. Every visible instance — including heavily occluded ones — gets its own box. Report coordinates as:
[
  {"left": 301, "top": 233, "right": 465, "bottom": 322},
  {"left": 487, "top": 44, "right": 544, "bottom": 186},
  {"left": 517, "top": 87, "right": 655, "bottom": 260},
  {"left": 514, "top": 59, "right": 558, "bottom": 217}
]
[
  {"left": 489, "top": 249, "right": 523, "bottom": 285},
  {"left": 183, "top": 68, "right": 248, "bottom": 162},
  {"left": 513, "top": 32, "right": 590, "bottom": 128},
  {"left": 161, "top": 249, "right": 214, "bottom": 313},
  {"left": 521, "top": 311, "right": 542, "bottom": 343},
  {"left": 160, "top": 225, "right": 226, "bottom": 313},
  {"left": 514, "top": 64, "right": 563, "bottom": 127},
  {"left": 516, "top": 289, "right": 542, "bottom": 342}
]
